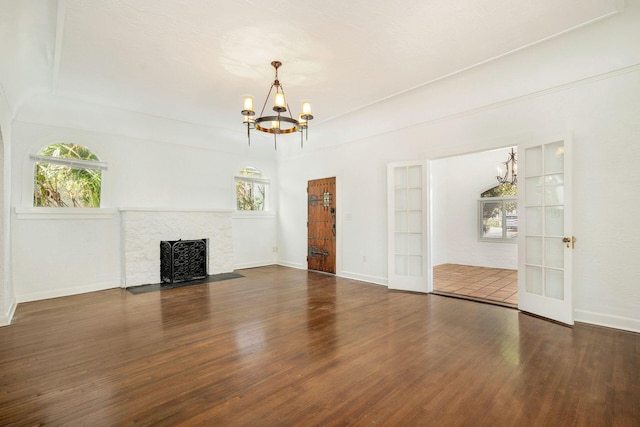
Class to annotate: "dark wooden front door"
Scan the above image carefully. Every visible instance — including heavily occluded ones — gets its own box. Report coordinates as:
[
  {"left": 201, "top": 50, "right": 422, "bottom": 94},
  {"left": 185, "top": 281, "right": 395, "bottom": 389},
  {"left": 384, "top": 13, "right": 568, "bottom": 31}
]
[{"left": 307, "top": 177, "right": 336, "bottom": 274}]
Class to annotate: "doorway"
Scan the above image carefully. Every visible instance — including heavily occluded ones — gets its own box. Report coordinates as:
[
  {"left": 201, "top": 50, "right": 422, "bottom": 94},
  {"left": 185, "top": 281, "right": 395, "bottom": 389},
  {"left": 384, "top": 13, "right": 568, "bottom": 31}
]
[
  {"left": 430, "top": 147, "right": 519, "bottom": 306},
  {"left": 307, "top": 177, "right": 336, "bottom": 274}
]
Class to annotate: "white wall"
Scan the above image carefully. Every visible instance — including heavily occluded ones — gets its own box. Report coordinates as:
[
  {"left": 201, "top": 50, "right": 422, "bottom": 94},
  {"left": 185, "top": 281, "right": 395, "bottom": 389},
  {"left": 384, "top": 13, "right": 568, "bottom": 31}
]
[
  {"left": 10, "top": 100, "right": 278, "bottom": 302},
  {"left": 232, "top": 212, "right": 277, "bottom": 269},
  {"left": 277, "top": 7, "right": 640, "bottom": 332},
  {"left": 431, "top": 147, "right": 518, "bottom": 270}
]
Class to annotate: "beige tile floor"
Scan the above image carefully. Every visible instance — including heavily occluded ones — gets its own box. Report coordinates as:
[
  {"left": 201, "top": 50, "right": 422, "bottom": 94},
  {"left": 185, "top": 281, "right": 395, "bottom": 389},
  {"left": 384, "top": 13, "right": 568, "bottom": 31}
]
[{"left": 433, "top": 263, "right": 518, "bottom": 306}]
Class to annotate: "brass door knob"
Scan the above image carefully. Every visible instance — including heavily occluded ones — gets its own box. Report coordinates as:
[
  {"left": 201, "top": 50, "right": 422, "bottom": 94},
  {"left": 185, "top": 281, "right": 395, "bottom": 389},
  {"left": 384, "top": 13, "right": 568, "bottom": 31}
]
[{"left": 563, "top": 236, "right": 576, "bottom": 248}]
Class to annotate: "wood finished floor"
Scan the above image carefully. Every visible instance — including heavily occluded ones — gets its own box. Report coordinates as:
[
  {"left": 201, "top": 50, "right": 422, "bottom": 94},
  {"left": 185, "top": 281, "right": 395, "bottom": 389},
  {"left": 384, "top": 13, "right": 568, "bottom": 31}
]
[
  {"left": 1, "top": 265, "right": 638, "bottom": 426},
  {"left": 433, "top": 264, "right": 519, "bottom": 306}
]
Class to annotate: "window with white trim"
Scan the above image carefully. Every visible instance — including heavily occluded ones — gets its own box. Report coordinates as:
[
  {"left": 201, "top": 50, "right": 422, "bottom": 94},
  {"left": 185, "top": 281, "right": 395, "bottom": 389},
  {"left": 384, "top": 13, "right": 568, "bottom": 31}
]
[
  {"left": 478, "top": 183, "right": 517, "bottom": 242},
  {"left": 235, "top": 166, "right": 269, "bottom": 211},
  {"left": 32, "top": 143, "right": 106, "bottom": 208}
]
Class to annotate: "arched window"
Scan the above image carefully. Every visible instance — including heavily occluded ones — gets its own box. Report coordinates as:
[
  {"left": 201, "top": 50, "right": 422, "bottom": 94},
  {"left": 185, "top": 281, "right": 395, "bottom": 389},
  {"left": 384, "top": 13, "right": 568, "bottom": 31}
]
[
  {"left": 32, "top": 143, "right": 107, "bottom": 208},
  {"left": 478, "top": 183, "right": 518, "bottom": 241},
  {"left": 235, "top": 166, "right": 269, "bottom": 211}
]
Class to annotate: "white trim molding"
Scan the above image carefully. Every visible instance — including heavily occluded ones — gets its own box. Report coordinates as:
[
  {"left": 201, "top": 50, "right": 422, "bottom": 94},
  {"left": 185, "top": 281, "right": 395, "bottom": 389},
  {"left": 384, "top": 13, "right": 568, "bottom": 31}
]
[
  {"left": 0, "top": 299, "right": 17, "bottom": 327},
  {"left": 277, "top": 260, "right": 306, "bottom": 270},
  {"left": 16, "top": 280, "right": 119, "bottom": 304},
  {"left": 574, "top": 309, "right": 640, "bottom": 334},
  {"left": 30, "top": 154, "right": 108, "bottom": 171},
  {"left": 15, "top": 207, "right": 117, "bottom": 220},
  {"left": 338, "top": 270, "right": 388, "bottom": 287}
]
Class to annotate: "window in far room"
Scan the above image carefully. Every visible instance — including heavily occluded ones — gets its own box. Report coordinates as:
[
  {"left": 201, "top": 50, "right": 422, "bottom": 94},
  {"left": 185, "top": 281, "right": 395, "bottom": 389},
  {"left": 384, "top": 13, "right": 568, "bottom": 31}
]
[
  {"left": 235, "top": 166, "right": 269, "bottom": 211},
  {"left": 32, "top": 143, "right": 107, "bottom": 208},
  {"left": 478, "top": 183, "right": 518, "bottom": 242}
]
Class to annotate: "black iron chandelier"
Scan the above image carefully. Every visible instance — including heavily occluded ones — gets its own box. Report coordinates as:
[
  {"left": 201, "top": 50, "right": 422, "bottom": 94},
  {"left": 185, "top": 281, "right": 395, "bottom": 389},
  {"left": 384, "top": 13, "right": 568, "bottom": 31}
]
[
  {"left": 241, "top": 60, "right": 313, "bottom": 149},
  {"left": 496, "top": 147, "right": 517, "bottom": 186}
]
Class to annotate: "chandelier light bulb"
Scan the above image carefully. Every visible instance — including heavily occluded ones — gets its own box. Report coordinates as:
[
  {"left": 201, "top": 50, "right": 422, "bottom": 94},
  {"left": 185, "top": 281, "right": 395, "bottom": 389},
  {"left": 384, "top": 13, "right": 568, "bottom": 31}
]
[
  {"left": 302, "top": 102, "right": 312, "bottom": 115},
  {"left": 274, "top": 92, "right": 285, "bottom": 108},
  {"left": 243, "top": 96, "right": 254, "bottom": 112}
]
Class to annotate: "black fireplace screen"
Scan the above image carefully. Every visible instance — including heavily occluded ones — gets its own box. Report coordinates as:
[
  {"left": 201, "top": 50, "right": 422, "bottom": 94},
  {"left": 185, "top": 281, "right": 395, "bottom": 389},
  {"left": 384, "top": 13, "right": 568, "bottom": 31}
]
[{"left": 160, "top": 239, "right": 208, "bottom": 284}]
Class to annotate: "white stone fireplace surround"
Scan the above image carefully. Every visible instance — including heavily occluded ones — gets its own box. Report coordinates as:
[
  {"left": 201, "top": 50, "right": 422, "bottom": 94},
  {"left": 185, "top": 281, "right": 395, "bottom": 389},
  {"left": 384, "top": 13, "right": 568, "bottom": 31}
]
[{"left": 120, "top": 208, "right": 233, "bottom": 287}]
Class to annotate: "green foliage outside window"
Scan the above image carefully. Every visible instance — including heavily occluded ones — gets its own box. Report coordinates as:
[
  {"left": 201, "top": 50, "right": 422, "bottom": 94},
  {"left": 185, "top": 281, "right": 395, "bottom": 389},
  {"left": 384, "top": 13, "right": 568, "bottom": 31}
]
[
  {"left": 236, "top": 167, "right": 266, "bottom": 211},
  {"left": 34, "top": 143, "right": 102, "bottom": 208},
  {"left": 480, "top": 183, "right": 518, "bottom": 239}
]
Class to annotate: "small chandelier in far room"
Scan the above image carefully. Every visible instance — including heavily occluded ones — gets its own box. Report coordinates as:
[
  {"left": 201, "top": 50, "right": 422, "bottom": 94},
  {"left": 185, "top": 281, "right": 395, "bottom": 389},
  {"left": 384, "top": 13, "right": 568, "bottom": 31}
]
[
  {"left": 496, "top": 147, "right": 517, "bottom": 186},
  {"left": 241, "top": 60, "right": 313, "bottom": 149}
]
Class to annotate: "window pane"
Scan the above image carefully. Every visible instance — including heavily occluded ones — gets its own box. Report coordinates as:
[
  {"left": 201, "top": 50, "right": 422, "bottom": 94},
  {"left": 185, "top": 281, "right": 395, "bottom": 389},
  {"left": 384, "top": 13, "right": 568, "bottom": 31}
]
[
  {"left": 407, "top": 233, "right": 422, "bottom": 255},
  {"left": 395, "top": 233, "right": 408, "bottom": 254},
  {"left": 544, "top": 174, "right": 564, "bottom": 205},
  {"left": 395, "top": 255, "right": 408, "bottom": 276},
  {"left": 481, "top": 201, "right": 503, "bottom": 238},
  {"left": 545, "top": 206, "right": 564, "bottom": 236},
  {"left": 545, "top": 268, "right": 564, "bottom": 300},
  {"left": 236, "top": 180, "right": 265, "bottom": 211},
  {"left": 544, "top": 141, "right": 564, "bottom": 175},
  {"left": 544, "top": 237, "right": 564, "bottom": 269},
  {"left": 505, "top": 201, "right": 518, "bottom": 238},
  {"left": 525, "top": 265, "right": 543, "bottom": 295},
  {"left": 407, "top": 165, "right": 422, "bottom": 187},
  {"left": 34, "top": 143, "right": 102, "bottom": 208},
  {"left": 525, "top": 237, "right": 543, "bottom": 265},
  {"left": 394, "top": 166, "right": 407, "bottom": 189},
  {"left": 525, "top": 146, "right": 542, "bottom": 177},
  {"left": 395, "top": 189, "right": 407, "bottom": 210},
  {"left": 408, "top": 255, "right": 422, "bottom": 276},
  {"left": 526, "top": 207, "right": 542, "bottom": 235},
  {"left": 407, "top": 211, "right": 422, "bottom": 232},
  {"left": 407, "top": 188, "right": 421, "bottom": 210},
  {"left": 525, "top": 177, "right": 543, "bottom": 206},
  {"left": 34, "top": 163, "right": 101, "bottom": 208}
]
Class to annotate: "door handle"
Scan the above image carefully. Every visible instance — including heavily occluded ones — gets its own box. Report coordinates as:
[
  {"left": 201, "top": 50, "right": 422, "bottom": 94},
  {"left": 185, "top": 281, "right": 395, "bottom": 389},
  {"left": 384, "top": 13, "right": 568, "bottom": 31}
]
[{"left": 562, "top": 236, "right": 576, "bottom": 249}]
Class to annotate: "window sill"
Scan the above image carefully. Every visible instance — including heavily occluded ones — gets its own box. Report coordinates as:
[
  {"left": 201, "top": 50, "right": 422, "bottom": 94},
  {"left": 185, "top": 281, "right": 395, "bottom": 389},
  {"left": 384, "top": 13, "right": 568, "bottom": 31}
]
[
  {"left": 232, "top": 211, "right": 276, "bottom": 219},
  {"left": 15, "top": 207, "right": 117, "bottom": 220},
  {"left": 478, "top": 238, "right": 518, "bottom": 244}
]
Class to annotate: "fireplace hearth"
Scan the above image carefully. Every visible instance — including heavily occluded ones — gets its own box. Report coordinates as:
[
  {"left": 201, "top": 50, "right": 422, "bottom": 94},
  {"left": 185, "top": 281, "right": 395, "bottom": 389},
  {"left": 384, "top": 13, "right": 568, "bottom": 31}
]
[{"left": 160, "top": 239, "right": 208, "bottom": 284}]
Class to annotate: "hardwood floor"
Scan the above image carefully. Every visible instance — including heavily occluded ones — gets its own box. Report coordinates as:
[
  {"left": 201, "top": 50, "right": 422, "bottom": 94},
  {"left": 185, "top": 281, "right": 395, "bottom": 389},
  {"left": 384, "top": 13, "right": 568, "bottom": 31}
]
[{"left": 1, "top": 265, "right": 638, "bottom": 426}]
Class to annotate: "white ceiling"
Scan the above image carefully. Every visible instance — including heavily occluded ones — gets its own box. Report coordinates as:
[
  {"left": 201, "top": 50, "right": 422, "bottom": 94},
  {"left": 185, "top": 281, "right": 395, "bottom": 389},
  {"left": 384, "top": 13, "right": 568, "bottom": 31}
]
[{"left": 1, "top": 0, "right": 621, "bottom": 140}]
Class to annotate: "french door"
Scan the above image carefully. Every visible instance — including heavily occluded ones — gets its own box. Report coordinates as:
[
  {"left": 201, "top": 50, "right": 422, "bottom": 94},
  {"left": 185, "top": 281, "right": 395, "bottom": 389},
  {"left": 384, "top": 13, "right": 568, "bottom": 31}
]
[
  {"left": 518, "top": 134, "right": 574, "bottom": 325},
  {"left": 387, "top": 161, "right": 431, "bottom": 292}
]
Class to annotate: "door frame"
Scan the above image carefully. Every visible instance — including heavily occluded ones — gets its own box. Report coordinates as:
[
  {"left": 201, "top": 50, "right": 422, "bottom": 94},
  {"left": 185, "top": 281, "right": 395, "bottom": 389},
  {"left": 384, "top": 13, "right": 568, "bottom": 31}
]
[
  {"left": 426, "top": 133, "right": 573, "bottom": 325},
  {"left": 426, "top": 146, "right": 521, "bottom": 299}
]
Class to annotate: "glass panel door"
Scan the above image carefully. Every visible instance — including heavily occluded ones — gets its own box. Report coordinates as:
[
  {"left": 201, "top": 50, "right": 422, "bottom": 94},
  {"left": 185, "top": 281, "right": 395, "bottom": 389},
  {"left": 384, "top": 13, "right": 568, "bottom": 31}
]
[
  {"left": 388, "top": 161, "right": 430, "bottom": 292},
  {"left": 518, "top": 136, "right": 573, "bottom": 325}
]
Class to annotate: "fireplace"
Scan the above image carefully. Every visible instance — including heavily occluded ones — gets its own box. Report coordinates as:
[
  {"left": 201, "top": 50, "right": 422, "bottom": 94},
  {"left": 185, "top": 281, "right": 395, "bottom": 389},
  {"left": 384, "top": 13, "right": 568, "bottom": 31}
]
[{"left": 160, "top": 239, "right": 208, "bottom": 284}]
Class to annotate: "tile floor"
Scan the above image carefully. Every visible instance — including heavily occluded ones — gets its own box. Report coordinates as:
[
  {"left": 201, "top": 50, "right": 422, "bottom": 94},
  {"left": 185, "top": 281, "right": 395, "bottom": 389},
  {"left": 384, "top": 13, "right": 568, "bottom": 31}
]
[{"left": 432, "top": 263, "right": 518, "bottom": 306}]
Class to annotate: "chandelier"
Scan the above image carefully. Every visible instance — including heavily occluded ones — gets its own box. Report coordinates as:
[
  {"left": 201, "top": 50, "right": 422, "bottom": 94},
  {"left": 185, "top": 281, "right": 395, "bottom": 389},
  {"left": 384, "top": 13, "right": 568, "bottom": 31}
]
[
  {"left": 496, "top": 148, "right": 517, "bottom": 186},
  {"left": 241, "top": 61, "right": 313, "bottom": 149}
]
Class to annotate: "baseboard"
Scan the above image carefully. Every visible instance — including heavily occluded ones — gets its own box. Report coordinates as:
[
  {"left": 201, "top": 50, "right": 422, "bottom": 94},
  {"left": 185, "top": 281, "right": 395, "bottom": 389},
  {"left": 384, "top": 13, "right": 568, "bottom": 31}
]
[
  {"left": 0, "top": 299, "right": 17, "bottom": 327},
  {"left": 574, "top": 309, "right": 640, "bottom": 334},
  {"left": 338, "top": 270, "right": 388, "bottom": 286},
  {"left": 276, "top": 260, "right": 306, "bottom": 270},
  {"left": 16, "top": 280, "right": 121, "bottom": 303},
  {"left": 233, "top": 260, "right": 277, "bottom": 270}
]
